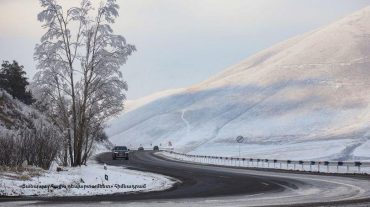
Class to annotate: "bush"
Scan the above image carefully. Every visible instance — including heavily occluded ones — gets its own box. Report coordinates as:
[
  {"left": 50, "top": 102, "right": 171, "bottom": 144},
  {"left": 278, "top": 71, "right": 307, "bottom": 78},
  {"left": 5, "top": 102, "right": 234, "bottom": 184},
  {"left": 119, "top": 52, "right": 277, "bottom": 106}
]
[{"left": 0, "top": 120, "right": 62, "bottom": 169}]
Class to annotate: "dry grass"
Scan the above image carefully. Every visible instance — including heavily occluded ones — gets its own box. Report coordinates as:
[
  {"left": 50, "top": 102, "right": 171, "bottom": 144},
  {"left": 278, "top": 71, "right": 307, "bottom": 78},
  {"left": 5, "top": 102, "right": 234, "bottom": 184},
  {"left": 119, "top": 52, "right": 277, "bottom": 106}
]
[
  {"left": 18, "top": 174, "right": 31, "bottom": 181},
  {"left": 0, "top": 165, "right": 44, "bottom": 180}
]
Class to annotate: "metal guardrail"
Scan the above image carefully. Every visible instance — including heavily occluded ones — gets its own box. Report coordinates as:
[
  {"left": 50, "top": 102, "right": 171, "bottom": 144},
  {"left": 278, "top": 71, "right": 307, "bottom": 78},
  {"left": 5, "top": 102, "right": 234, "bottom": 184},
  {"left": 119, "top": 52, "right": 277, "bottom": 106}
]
[
  {"left": 135, "top": 147, "right": 174, "bottom": 151},
  {"left": 162, "top": 150, "right": 370, "bottom": 174}
]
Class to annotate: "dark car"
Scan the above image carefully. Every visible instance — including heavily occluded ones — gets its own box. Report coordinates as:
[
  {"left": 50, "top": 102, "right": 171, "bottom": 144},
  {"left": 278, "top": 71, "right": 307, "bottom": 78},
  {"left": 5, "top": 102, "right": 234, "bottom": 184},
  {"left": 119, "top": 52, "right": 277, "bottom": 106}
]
[
  {"left": 112, "top": 146, "right": 129, "bottom": 160},
  {"left": 138, "top": 146, "right": 144, "bottom": 151},
  {"left": 153, "top": 146, "right": 159, "bottom": 151}
]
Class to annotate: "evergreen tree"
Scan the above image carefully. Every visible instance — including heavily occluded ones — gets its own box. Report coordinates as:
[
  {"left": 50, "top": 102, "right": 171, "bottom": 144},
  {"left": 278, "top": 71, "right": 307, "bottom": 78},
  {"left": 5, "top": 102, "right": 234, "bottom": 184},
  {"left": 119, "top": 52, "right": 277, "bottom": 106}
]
[{"left": 0, "top": 60, "right": 34, "bottom": 105}]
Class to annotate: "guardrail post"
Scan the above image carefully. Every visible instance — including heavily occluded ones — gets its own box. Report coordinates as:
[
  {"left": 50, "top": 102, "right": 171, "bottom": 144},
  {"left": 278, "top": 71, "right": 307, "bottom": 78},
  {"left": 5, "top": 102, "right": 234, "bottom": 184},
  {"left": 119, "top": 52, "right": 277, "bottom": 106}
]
[
  {"left": 318, "top": 162, "right": 320, "bottom": 172},
  {"left": 337, "top": 162, "right": 343, "bottom": 173},
  {"left": 347, "top": 164, "right": 349, "bottom": 173},
  {"left": 324, "top": 161, "right": 329, "bottom": 173},
  {"left": 299, "top": 161, "right": 304, "bottom": 170},
  {"left": 310, "top": 161, "right": 315, "bottom": 172},
  {"left": 355, "top": 162, "right": 362, "bottom": 174}
]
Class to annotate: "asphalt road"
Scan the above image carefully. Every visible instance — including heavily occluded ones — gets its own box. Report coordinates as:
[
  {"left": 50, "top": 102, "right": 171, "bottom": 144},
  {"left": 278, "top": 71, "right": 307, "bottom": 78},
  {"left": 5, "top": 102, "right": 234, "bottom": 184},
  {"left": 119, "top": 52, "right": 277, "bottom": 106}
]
[
  {"left": 95, "top": 151, "right": 294, "bottom": 199},
  {"left": 2, "top": 151, "right": 370, "bottom": 207}
]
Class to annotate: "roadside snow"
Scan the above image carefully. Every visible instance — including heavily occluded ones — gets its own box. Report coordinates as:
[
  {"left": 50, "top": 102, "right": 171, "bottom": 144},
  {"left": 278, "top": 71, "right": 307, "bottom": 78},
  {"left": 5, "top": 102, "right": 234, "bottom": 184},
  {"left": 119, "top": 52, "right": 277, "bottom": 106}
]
[
  {"left": 0, "top": 160, "right": 176, "bottom": 197},
  {"left": 189, "top": 139, "right": 357, "bottom": 161}
]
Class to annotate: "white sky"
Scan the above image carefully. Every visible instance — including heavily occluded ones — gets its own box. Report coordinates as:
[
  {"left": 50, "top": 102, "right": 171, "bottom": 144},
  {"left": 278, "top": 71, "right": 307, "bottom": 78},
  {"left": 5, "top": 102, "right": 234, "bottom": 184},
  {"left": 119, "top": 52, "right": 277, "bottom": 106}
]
[{"left": 0, "top": 0, "right": 370, "bottom": 99}]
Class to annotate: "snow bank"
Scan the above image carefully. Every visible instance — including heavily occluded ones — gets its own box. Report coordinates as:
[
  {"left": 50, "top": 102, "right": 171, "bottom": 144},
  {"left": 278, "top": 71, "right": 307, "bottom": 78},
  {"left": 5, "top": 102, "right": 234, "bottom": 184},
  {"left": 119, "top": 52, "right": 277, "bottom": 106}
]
[
  {"left": 0, "top": 161, "right": 175, "bottom": 197},
  {"left": 189, "top": 139, "right": 359, "bottom": 161}
]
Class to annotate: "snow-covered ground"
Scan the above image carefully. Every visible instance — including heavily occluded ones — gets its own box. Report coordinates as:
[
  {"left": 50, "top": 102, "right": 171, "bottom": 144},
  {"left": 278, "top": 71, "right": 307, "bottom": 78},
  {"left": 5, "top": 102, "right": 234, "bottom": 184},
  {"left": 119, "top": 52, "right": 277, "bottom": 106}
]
[
  {"left": 106, "top": 6, "right": 370, "bottom": 161},
  {"left": 0, "top": 160, "right": 175, "bottom": 197},
  {"left": 190, "top": 138, "right": 368, "bottom": 161}
]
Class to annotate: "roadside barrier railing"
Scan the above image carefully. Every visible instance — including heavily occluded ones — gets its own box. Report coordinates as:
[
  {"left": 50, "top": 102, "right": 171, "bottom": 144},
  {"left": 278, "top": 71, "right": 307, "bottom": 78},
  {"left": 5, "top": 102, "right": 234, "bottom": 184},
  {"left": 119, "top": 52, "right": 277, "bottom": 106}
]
[{"left": 160, "top": 150, "right": 370, "bottom": 174}]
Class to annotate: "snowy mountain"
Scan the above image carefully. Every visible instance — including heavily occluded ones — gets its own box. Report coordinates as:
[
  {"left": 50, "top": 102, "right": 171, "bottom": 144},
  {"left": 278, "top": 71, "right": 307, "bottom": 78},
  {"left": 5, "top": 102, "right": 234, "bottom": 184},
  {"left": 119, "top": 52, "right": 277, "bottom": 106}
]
[{"left": 107, "top": 6, "right": 370, "bottom": 161}]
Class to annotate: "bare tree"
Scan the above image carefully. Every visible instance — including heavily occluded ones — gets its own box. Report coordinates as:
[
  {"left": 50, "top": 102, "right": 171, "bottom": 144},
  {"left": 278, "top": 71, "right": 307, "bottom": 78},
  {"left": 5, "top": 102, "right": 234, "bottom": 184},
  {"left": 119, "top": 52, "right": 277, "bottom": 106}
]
[{"left": 34, "top": 0, "right": 135, "bottom": 166}]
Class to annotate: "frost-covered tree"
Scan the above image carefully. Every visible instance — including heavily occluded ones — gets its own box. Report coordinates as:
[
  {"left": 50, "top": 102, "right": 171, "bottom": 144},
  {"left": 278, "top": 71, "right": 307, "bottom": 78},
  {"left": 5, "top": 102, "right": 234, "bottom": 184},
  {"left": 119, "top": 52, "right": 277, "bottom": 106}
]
[{"left": 34, "top": 0, "right": 135, "bottom": 166}]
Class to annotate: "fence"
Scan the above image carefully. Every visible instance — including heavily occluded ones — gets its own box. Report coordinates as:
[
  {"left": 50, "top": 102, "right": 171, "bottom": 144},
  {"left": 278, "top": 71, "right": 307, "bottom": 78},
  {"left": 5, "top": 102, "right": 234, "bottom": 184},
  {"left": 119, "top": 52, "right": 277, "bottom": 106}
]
[{"left": 161, "top": 150, "right": 370, "bottom": 174}]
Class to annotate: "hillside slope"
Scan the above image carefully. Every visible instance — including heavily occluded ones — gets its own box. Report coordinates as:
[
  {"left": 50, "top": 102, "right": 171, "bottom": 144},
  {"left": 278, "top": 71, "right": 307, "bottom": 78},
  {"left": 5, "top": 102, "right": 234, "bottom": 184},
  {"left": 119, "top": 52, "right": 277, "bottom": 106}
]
[
  {"left": 0, "top": 90, "right": 41, "bottom": 132},
  {"left": 107, "top": 6, "right": 370, "bottom": 161}
]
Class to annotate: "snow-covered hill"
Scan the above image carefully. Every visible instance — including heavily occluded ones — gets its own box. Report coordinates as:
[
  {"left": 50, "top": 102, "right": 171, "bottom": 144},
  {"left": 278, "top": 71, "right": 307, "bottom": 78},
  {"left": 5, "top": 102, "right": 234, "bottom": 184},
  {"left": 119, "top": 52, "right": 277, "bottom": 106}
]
[
  {"left": 0, "top": 89, "right": 42, "bottom": 132},
  {"left": 107, "top": 6, "right": 370, "bottom": 161}
]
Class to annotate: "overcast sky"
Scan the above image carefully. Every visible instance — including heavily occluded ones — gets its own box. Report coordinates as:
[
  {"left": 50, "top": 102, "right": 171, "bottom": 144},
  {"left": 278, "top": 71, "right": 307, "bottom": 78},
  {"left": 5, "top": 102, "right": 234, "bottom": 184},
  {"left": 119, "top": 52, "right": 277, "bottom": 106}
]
[{"left": 1, "top": 0, "right": 370, "bottom": 99}]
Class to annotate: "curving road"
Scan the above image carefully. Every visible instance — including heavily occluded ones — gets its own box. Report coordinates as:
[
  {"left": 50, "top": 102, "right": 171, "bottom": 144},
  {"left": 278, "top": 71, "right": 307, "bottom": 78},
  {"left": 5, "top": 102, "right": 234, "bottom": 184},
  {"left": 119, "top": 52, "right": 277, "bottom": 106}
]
[
  {"left": 98, "top": 151, "right": 370, "bottom": 207},
  {"left": 2, "top": 151, "right": 370, "bottom": 207},
  {"left": 96, "top": 151, "right": 292, "bottom": 199}
]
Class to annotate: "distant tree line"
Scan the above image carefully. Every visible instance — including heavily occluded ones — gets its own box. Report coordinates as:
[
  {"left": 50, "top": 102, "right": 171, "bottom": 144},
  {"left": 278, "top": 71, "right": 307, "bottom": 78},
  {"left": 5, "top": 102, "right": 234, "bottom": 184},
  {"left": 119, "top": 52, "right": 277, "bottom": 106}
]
[{"left": 0, "top": 60, "right": 34, "bottom": 105}]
